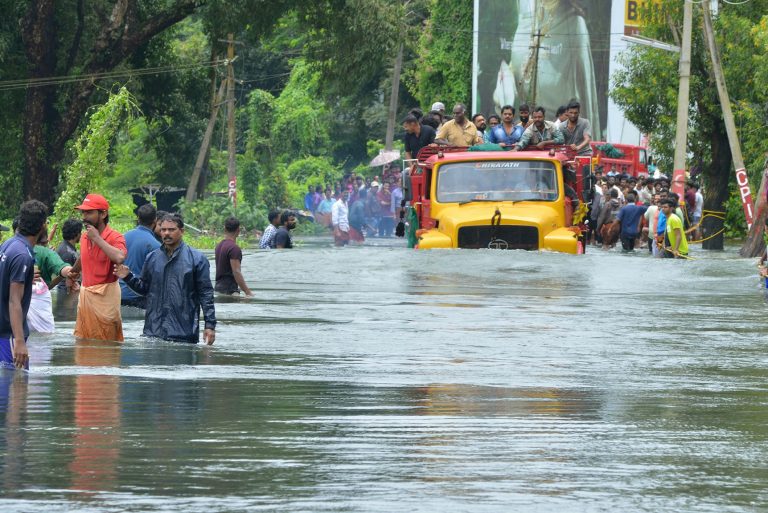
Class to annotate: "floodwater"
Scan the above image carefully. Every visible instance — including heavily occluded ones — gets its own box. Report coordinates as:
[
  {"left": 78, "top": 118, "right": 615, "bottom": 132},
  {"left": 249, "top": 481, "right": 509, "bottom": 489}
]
[{"left": 1, "top": 237, "right": 766, "bottom": 512}]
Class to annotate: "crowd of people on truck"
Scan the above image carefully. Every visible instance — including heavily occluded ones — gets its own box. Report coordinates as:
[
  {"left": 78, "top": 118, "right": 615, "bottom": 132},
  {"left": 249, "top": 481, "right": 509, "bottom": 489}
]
[
  {"left": 399, "top": 97, "right": 705, "bottom": 259},
  {"left": 403, "top": 99, "right": 594, "bottom": 158}
]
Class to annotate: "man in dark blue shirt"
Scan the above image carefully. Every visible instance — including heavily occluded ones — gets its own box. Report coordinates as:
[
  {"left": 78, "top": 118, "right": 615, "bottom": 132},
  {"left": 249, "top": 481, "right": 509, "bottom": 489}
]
[
  {"left": 0, "top": 200, "right": 48, "bottom": 369},
  {"left": 403, "top": 114, "right": 436, "bottom": 160},
  {"left": 121, "top": 204, "right": 160, "bottom": 309},
  {"left": 616, "top": 192, "right": 648, "bottom": 252}
]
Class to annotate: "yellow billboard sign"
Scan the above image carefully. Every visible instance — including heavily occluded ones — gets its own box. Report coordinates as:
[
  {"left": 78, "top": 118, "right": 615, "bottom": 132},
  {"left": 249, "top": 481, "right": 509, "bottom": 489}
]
[{"left": 625, "top": 0, "right": 659, "bottom": 34}]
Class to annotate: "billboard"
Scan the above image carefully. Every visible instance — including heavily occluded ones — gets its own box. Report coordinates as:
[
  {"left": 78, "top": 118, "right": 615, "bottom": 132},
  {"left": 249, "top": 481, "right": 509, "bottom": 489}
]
[
  {"left": 473, "top": 0, "right": 612, "bottom": 141},
  {"left": 624, "top": 0, "right": 660, "bottom": 35}
]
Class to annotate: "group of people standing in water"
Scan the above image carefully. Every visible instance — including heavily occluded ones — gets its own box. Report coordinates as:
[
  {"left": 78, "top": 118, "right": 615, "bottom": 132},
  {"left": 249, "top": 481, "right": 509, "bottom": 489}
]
[{"left": 0, "top": 194, "right": 217, "bottom": 371}]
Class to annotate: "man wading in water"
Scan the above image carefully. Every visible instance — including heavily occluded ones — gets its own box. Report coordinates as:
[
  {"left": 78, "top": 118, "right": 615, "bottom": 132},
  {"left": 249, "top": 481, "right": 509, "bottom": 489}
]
[
  {"left": 70, "top": 194, "right": 127, "bottom": 341},
  {"left": 114, "top": 214, "right": 216, "bottom": 344},
  {"left": 0, "top": 200, "right": 49, "bottom": 370}
]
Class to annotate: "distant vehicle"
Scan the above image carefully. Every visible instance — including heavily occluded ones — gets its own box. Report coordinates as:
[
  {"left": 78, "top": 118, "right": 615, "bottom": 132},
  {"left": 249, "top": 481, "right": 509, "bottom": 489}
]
[
  {"left": 403, "top": 146, "right": 593, "bottom": 254},
  {"left": 590, "top": 142, "right": 648, "bottom": 177}
]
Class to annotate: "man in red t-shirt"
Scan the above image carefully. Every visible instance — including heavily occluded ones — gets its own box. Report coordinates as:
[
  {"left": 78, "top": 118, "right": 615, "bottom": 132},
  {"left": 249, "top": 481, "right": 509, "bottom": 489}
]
[{"left": 71, "top": 194, "right": 127, "bottom": 341}]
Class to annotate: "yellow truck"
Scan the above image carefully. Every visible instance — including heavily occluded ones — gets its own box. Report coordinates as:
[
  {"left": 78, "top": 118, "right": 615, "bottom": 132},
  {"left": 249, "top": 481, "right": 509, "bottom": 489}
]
[{"left": 406, "top": 147, "right": 589, "bottom": 254}]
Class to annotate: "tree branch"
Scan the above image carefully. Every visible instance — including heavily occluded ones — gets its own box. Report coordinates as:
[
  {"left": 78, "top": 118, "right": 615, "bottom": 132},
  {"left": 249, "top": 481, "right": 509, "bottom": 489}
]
[
  {"left": 54, "top": 0, "right": 204, "bottom": 152},
  {"left": 64, "top": 0, "right": 85, "bottom": 73}
]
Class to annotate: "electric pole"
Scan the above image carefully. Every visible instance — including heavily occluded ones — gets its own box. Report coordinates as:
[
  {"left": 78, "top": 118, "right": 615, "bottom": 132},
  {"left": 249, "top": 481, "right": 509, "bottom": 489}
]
[
  {"left": 529, "top": 29, "right": 544, "bottom": 108},
  {"left": 702, "top": 1, "right": 755, "bottom": 230},
  {"left": 186, "top": 78, "right": 227, "bottom": 203},
  {"left": 226, "top": 33, "right": 237, "bottom": 207},
  {"left": 671, "top": 0, "right": 693, "bottom": 199},
  {"left": 384, "top": 42, "right": 404, "bottom": 151}
]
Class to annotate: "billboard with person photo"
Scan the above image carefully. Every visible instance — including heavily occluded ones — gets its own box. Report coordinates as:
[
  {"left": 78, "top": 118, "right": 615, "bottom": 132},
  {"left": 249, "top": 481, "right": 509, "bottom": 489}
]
[{"left": 473, "top": 0, "right": 612, "bottom": 141}]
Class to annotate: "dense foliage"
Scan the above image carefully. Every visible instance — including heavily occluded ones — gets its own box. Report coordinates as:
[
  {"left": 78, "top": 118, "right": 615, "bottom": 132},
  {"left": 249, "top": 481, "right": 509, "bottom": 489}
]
[
  {"left": 611, "top": 2, "right": 768, "bottom": 241},
  {"left": 54, "top": 87, "right": 138, "bottom": 221},
  {"left": 407, "top": 0, "right": 473, "bottom": 109},
  {"left": 0, "top": 0, "right": 467, "bottom": 223}
]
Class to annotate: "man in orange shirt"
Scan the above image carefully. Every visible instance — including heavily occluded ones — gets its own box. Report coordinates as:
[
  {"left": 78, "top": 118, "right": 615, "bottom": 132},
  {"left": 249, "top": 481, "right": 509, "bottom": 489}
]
[{"left": 71, "top": 194, "right": 127, "bottom": 341}]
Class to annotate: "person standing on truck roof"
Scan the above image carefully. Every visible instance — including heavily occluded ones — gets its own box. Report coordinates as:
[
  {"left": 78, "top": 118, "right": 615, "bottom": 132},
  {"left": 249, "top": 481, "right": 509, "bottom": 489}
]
[
  {"left": 553, "top": 105, "right": 568, "bottom": 130},
  {"left": 512, "top": 107, "right": 564, "bottom": 151},
  {"left": 403, "top": 114, "right": 436, "bottom": 160},
  {"left": 562, "top": 101, "right": 593, "bottom": 156},
  {"left": 435, "top": 104, "right": 483, "bottom": 147},
  {"left": 471, "top": 114, "right": 487, "bottom": 140},
  {"left": 517, "top": 104, "right": 533, "bottom": 130},
  {"left": 488, "top": 105, "right": 524, "bottom": 148},
  {"left": 485, "top": 115, "right": 501, "bottom": 143}
]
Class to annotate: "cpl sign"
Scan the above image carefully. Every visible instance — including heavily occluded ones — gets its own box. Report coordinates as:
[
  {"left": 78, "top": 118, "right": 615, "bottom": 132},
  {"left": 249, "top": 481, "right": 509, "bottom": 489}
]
[
  {"left": 228, "top": 177, "right": 237, "bottom": 207},
  {"left": 735, "top": 168, "right": 754, "bottom": 230}
]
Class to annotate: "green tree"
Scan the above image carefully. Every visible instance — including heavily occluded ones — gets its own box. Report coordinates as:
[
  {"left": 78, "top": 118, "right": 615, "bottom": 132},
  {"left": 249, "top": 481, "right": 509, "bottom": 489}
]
[
  {"left": 54, "top": 87, "right": 137, "bottom": 221},
  {"left": 611, "top": 1, "right": 768, "bottom": 246},
  {"left": 407, "top": 0, "right": 473, "bottom": 109}
]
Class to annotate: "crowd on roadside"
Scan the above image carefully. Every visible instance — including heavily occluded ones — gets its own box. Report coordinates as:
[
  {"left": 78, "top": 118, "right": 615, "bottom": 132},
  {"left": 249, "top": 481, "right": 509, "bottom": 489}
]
[
  {"left": 587, "top": 172, "right": 703, "bottom": 259},
  {"left": 301, "top": 168, "right": 405, "bottom": 245}
]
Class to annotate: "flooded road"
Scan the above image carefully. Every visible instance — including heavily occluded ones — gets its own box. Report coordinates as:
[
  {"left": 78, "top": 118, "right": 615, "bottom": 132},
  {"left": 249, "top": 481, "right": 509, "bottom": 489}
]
[{"left": 1, "top": 238, "right": 766, "bottom": 512}]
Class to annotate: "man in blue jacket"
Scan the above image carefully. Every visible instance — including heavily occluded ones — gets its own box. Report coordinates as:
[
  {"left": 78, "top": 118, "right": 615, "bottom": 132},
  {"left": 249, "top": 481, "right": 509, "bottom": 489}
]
[
  {"left": 114, "top": 213, "right": 216, "bottom": 344},
  {"left": 121, "top": 204, "right": 160, "bottom": 308}
]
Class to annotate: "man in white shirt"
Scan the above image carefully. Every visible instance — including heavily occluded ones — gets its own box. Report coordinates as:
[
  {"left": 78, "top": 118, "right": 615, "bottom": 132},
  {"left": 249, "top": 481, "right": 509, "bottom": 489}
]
[
  {"left": 553, "top": 105, "right": 568, "bottom": 130},
  {"left": 331, "top": 191, "right": 350, "bottom": 247},
  {"left": 691, "top": 182, "right": 704, "bottom": 238},
  {"left": 259, "top": 210, "right": 280, "bottom": 249}
]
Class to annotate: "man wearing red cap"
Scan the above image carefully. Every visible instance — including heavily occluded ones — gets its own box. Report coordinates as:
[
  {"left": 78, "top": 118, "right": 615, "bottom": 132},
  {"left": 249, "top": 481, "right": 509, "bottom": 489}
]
[{"left": 71, "top": 194, "right": 127, "bottom": 341}]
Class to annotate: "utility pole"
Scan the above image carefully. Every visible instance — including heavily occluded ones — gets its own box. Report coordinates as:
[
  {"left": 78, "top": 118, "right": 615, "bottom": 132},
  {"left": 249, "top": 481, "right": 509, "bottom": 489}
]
[
  {"left": 702, "top": 2, "right": 755, "bottom": 230},
  {"left": 529, "top": 29, "right": 544, "bottom": 108},
  {"left": 384, "top": 42, "right": 404, "bottom": 151},
  {"left": 671, "top": 0, "right": 693, "bottom": 199},
  {"left": 226, "top": 33, "right": 237, "bottom": 207},
  {"left": 186, "top": 78, "right": 227, "bottom": 203}
]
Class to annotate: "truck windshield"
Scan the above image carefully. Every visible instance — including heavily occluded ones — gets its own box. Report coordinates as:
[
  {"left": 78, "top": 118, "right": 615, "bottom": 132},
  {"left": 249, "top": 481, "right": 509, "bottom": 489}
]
[{"left": 436, "top": 160, "right": 558, "bottom": 203}]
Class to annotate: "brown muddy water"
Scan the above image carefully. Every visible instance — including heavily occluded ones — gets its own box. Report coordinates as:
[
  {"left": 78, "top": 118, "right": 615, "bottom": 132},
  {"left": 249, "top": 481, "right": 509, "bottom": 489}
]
[{"left": 0, "top": 237, "right": 766, "bottom": 512}]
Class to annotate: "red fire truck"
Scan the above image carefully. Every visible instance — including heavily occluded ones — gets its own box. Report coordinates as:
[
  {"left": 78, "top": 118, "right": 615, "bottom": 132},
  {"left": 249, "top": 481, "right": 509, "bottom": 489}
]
[{"left": 590, "top": 142, "right": 649, "bottom": 177}]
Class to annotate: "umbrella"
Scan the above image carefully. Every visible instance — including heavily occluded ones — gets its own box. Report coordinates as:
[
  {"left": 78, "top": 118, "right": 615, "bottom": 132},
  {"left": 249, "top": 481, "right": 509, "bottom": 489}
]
[{"left": 369, "top": 149, "right": 401, "bottom": 167}]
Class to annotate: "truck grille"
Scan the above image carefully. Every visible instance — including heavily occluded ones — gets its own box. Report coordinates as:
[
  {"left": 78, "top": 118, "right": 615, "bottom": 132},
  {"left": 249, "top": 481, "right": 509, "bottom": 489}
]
[{"left": 457, "top": 225, "right": 539, "bottom": 250}]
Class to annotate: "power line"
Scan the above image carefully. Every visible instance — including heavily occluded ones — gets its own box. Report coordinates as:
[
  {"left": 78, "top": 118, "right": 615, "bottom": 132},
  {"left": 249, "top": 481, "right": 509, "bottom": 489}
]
[{"left": 0, "top": 59, "right": 225, "bottom": 92}]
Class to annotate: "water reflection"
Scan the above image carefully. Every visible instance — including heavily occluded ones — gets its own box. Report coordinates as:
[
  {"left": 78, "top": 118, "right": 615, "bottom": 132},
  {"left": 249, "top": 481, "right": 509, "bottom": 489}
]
[
  {"left": 0, "top": 371, "right": 28, "bottom": 493},
  {"left": 408, "top": 384, "right": 602, "bottom": 418},
  {"left": 70, "top": 340, "right": 121, "bottom": 494},
  {"left": 0, "top": 243, "right": 766, "bottom": 511}
]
